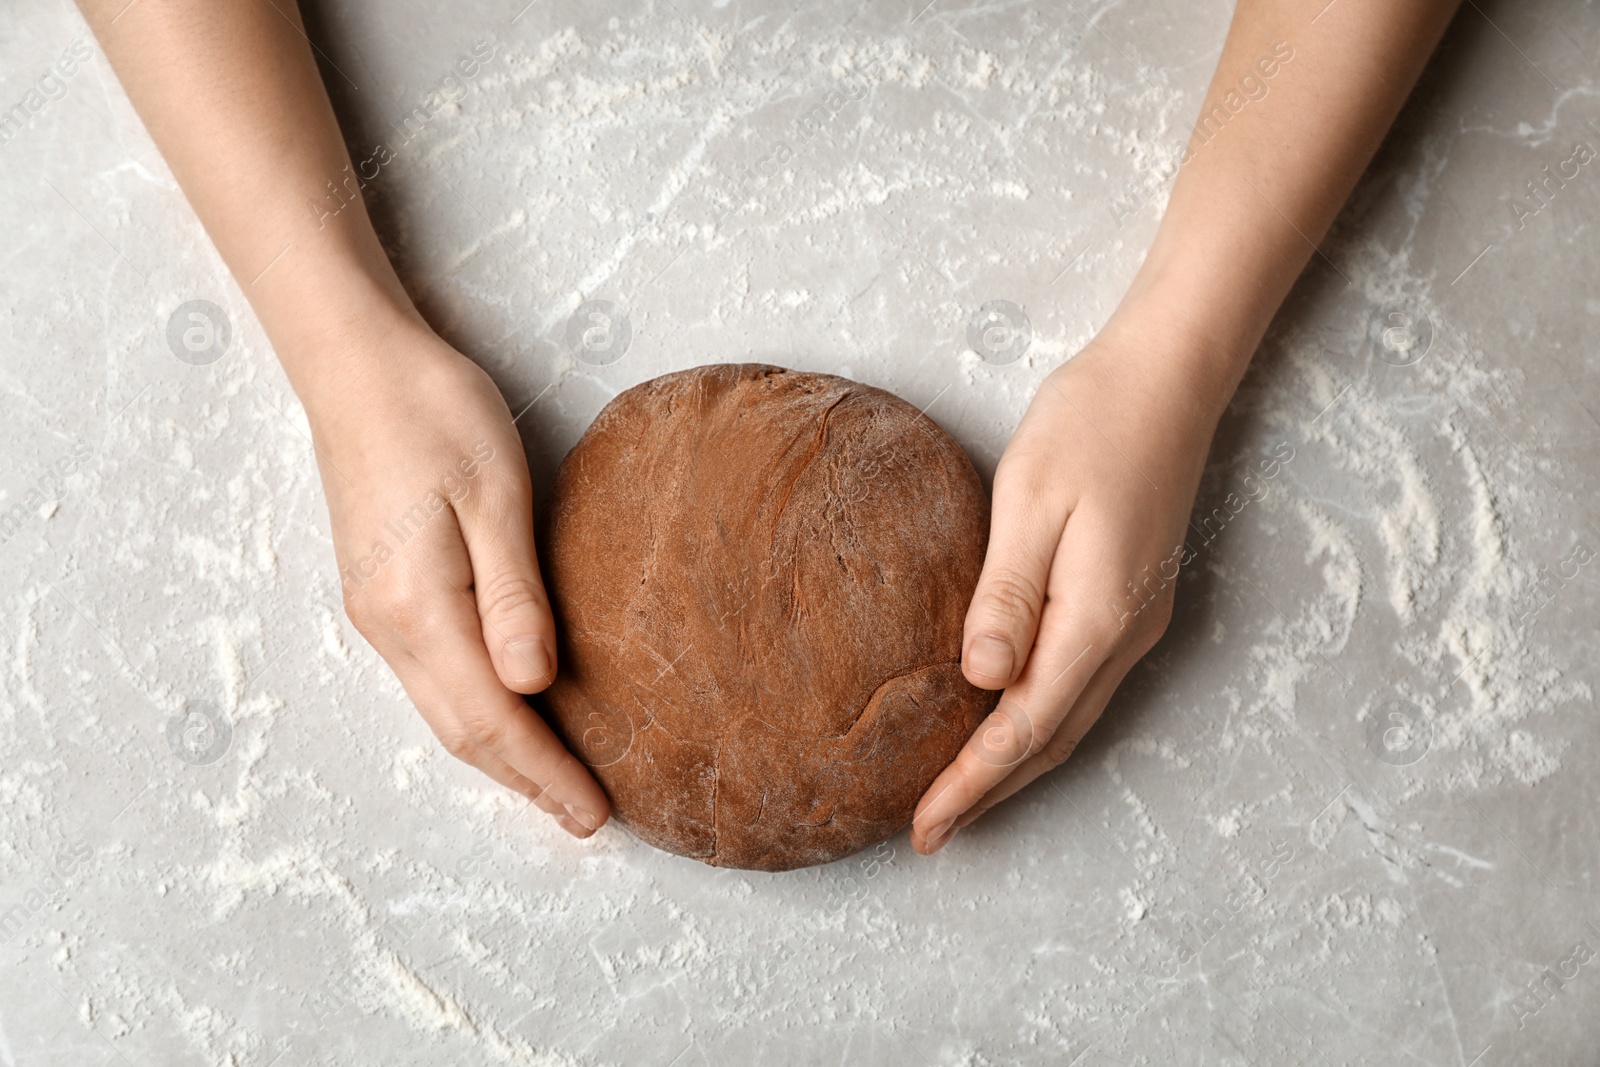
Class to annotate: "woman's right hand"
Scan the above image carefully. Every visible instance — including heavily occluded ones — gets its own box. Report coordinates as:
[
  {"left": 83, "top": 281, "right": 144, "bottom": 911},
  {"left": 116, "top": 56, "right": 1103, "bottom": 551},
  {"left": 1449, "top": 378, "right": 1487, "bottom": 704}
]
[{"left": 304, "top": 313, "right": 609, "bottom": 838}]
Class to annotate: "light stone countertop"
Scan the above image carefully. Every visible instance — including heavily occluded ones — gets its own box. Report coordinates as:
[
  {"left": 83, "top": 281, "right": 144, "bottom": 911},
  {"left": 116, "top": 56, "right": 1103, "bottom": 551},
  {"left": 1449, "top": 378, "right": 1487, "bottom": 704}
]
[{"left": 1, "top": 1, "right": 1597, "bottom": 1064}]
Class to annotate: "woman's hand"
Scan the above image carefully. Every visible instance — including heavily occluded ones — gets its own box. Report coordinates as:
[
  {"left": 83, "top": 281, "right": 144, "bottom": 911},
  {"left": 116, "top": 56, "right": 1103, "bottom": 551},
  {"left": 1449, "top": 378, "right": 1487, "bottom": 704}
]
[
  {"left": 77, "top": 0, "right": 606, "bottom": 839},
  {"left": 911, "top": 314, "right": 1229, "bottom": 854},
  {"left": 306, "top": 315, "right": 609, "bottom": 838},
  {"left": 906, "top": 0, "right": 1463, "bottom": 855}
]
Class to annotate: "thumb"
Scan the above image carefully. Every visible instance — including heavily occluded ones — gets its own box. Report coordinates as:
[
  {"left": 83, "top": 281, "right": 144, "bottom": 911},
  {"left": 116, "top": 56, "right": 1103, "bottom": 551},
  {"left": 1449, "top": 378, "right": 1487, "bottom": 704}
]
[
  {"left": 962, "top": 469, "right": 1066, "bottom": 689},
  {"left": 457, "top": 480, "right": 559, "bottom": 694}
]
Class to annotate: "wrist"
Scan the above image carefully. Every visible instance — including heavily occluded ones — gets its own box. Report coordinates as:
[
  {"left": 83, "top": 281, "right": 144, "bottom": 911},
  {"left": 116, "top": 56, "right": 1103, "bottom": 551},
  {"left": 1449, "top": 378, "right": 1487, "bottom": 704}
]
[
  {"left": 264, "top": 273, "right": 437, "bottom": 429},
  {"left": 251, "top": 218, "right": 433, "bottom": 397},
  {"left": 1100, "top": 275, "right": 1257, "bottom": 424}
]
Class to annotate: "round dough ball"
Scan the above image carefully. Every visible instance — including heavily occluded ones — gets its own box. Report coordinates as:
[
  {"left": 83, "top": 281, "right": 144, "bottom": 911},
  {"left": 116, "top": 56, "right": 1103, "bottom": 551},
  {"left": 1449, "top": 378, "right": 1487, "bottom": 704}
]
[{"left": 541, "top": 363, "right": 995, "bottom": 871}]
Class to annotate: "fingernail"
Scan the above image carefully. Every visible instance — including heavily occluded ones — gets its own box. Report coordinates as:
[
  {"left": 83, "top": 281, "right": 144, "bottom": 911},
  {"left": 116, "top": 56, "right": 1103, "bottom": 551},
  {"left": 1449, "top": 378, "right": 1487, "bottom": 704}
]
[
  {"left": 556, "top": 813, "right": 588, "bottom": 837},
  {"left": 966, "top": 634, "right": 1015, "bottom": 684},
  {"left": 564, "top": 803, "right": 601, "bottom": 832},
  {"left": 506, "top": 638, "right": 552, "bottom": 686},
  {"left": 925, "top": 819, "right": 956, "bottom": 851}
]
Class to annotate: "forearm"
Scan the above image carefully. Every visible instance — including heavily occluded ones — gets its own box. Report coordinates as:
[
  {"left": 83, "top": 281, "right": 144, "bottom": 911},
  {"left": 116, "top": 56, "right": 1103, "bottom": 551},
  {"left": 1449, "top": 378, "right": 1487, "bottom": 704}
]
[
  {"left": 77, "top": 0, "right": 414, "bottom": 412},
  {"left": 1114, "top": 0, "right": 1460, "bottom": 410}
]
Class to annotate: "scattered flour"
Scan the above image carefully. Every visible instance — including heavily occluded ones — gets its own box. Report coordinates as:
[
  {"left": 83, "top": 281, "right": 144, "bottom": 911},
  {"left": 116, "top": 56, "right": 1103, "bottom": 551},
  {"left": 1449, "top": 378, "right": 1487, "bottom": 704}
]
[{"left": 1, "top": 2, "right": 1590, "bottom": 1064}]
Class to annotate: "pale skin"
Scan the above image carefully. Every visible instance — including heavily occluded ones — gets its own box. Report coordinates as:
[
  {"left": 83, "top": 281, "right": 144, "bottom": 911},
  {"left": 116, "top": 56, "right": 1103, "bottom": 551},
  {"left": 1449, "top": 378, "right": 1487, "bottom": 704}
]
[
  {"left": 909, "top": 0, "right": 1462, "bottom": 853},
  {"left": 77, "top": 0, "right": 1459, "bottom": 850}
]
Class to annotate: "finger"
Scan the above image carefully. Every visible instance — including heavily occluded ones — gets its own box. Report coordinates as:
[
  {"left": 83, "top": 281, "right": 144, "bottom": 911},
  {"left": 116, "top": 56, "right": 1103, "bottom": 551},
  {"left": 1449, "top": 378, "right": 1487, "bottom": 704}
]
[
  {"left": 913, "top": 626, "right": 1106, "bottom": 854},
  {"left": 375, "top": 645, "right": 595, "bottom": 837},
  {"left": 916, "top": 520, "right": 1125, "bottom": 853},
  {"left": 950, "top": 647, "right": 1140, "bottom": 833},
  {"left": 388, "top": 514, "right": 611, "bottom": 832},
  {"left": 419, "top": 616, "right": 610, "bottom": 833},
  {"left": 454, "top": 465, "right": 559, "bottom": 694},
  {"left": 471, "top": 747, "right": 595, "bottom": 838},
  {"left": 961, "top": 460, "right": 1069, "bottom": 690}
]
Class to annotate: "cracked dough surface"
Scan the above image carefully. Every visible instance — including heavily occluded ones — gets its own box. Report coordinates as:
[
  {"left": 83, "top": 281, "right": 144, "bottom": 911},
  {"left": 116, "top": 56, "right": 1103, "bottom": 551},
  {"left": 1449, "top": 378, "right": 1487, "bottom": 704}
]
[{"left": 540, "top": 363, "right": 996, "bottom": 871}]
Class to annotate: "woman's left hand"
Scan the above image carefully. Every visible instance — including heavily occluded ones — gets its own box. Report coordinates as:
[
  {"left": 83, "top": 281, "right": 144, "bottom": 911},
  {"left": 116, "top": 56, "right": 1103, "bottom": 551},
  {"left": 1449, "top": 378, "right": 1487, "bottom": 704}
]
[{"left": 911, "top": 313, "right": 1231, "bottom": 854}]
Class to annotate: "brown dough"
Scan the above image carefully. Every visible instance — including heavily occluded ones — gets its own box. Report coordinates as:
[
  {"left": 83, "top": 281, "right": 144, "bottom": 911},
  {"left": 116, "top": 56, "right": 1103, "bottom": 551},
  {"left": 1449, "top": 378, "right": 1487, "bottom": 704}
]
[{"left": 540, "top": 363, "right": 995, "bottom": 871}]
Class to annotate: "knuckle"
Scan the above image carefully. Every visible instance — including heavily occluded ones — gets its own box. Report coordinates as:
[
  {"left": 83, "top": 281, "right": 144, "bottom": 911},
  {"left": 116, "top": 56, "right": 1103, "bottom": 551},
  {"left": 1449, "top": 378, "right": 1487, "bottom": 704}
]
[
  {"left": 1039, "top": 732, "right": 1079, "bottom": 770},
  {"left": 993, "top": 445, "right": 1048, "bottom": 486},
  {"left": 482, "top": 477, "right": 531, "bottom": 518},
  {"left": 1080, "top": 607, "right": 1131, "bottom": 653},
  {"left": 1145, "top": 594, "right": 1175, "bottom": 640},
  {"left": 993, "top": 453, "right": 1061, "bottom": 511},
  {"left": 380, "top": 584, "right": 435, "bottom": 637},
  {"left": 436, "top": 728, "right": 478, "bottom": 763},
  {"left": 476, "top": 573, "right": 545, "bottom": 622},
  {"left": 976, "top": 569, "right": 1045, "bottom": 626},
  {"left": 1125, "top": 591, "right": 1175, "bottom": 654},
  {"left": 455, "top": 467, "right": 527, "bottom": 524},
  {"left": 342, "top": 589, "right": 378, "bottom": 633},
  {"left": 459, "top": 710, "right": 509, "bottom": 754},
  {"left": 1037, "top": 608, "right": 1112, "bottom": 667}
]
